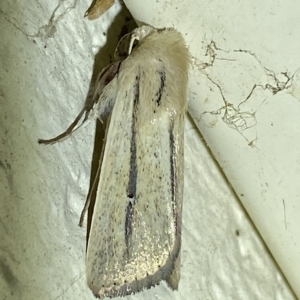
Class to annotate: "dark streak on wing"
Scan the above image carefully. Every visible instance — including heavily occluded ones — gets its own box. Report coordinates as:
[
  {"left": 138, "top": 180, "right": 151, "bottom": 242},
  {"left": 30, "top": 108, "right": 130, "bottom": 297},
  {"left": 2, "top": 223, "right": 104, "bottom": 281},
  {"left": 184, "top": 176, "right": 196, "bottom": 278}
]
[
  {"left": 125, "top": 201, "right": 134, "bottom": 257},
  {"left": 156, "top": 69, "right": 166, "bottom": 106},
  {"left": 125, "top": 74, "right": 140, "bottom": 254},
  {"left": 103, "top": 61, "right": 121, "bottom": 86},
  {"left": 127, "top": 75, "right": 140, "bottom": 198},
  {"left": 169, "top": 121, "right": 178, "bottom": 234}
]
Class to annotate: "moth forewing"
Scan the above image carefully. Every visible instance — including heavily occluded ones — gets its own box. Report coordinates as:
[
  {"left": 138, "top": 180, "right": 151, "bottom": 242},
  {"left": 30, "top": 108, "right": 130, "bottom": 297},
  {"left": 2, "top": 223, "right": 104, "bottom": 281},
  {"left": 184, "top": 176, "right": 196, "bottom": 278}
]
[
  {"left": 38, "top": 25, "right": 190, "bottom": 299},
  {"left": 86, "top": 26, "right": 190, "bottom": 298}
]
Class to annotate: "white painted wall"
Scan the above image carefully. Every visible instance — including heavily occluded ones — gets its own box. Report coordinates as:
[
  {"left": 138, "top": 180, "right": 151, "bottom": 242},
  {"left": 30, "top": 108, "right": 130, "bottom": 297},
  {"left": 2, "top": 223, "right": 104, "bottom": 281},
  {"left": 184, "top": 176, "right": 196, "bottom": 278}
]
[{"left": 0, "top": 0, "right": 297, "bottom": 299}]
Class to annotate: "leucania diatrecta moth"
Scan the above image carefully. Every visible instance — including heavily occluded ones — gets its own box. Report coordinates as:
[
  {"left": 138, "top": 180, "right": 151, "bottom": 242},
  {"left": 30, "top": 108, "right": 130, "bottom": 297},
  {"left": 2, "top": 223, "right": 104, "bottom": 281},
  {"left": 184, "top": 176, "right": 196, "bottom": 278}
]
[{"left": 39, "top": 25, "right": 190, "bottom": 298}]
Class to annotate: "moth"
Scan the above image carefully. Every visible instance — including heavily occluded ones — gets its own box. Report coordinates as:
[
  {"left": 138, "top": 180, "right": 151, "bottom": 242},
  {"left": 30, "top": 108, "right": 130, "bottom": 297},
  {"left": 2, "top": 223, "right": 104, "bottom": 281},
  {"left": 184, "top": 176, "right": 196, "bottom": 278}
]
[
  {"left": 39, "top": 25, "right": 190, "bottom": 298},
  {"left": 85, "top": 0, "right": 115, "bottom": 20}
]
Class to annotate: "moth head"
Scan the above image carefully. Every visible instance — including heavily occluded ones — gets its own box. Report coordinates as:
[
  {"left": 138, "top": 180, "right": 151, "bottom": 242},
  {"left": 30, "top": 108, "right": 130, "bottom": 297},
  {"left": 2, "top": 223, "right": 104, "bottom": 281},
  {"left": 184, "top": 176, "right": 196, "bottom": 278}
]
[{"left": 114, "top": 25, "right": 157, "bottom": 60}]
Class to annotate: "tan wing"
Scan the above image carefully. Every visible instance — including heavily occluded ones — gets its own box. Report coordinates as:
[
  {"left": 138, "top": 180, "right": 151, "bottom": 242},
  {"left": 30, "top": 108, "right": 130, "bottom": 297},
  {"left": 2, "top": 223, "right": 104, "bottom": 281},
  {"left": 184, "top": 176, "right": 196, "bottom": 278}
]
[{"left": 86, "top": 27, "right": 189, "bottom": 298}]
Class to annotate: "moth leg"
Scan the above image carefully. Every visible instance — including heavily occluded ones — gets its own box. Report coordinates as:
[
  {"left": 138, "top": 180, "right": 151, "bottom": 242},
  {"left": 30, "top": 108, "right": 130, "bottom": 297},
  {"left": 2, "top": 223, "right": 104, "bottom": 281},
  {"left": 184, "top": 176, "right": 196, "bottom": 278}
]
[
  {"left": 78, "top": 161, "right": 101, "bottom": 226},
  {"left": 38, "top": 105, "right": 92, "bottom": 145},
  {"left": 38, "top": 62, "right": 120, "bottom": 145},
  {"left": 78, "top": 111, "right": 111, "bottom": 226}
]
